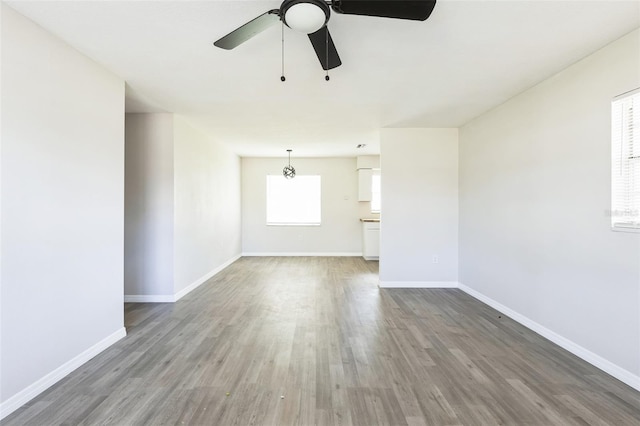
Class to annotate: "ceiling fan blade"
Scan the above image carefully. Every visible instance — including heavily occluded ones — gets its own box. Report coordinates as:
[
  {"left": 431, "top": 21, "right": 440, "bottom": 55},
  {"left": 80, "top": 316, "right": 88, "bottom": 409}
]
[
  {"left": 214, "top": 10, "right": 280, "bottom": 50},
  {"left": 308, "top": 27, "right": 342, "bottom": 70},
  {"left": 331, "top": 0, "right": 436, "bottom": 21}
]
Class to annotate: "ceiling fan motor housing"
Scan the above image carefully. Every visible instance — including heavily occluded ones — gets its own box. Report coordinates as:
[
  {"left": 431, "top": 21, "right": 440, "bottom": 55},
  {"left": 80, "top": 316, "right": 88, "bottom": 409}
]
[{"left": 280, "top": 0, "right": 331, "bottom": 33}]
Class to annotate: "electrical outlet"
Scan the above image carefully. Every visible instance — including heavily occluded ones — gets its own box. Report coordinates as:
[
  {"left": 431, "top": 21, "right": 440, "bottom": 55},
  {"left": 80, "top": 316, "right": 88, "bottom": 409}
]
[{"left": 432, "top": 255, "right": 439, "bottom": 264}]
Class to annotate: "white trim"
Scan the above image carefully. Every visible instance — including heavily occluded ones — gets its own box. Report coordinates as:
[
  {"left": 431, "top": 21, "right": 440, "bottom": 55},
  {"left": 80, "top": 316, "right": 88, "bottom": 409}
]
[
  {"left": 124, "top": 294, "right": 174, "bottom": 303},
  {"left": 363, "top": 256, "right": 379, "bottom": 261},
  {"left": 241, "top": 252, "right": 362, "bottom": 257},
  {"left": 0, "top": 327, "right": 127, "bottom": 420},
  {"left": 458, "top": 283, "right": 640, "bottom": 392},
  {"left": 379, "top": 281, "right": 459, "bottom": 288},
  {"left": 613, "top": 86, "right": 640, "bottom": 100},
  {"left": 174, "top": 254, "right": 241, "bottom": 301}
]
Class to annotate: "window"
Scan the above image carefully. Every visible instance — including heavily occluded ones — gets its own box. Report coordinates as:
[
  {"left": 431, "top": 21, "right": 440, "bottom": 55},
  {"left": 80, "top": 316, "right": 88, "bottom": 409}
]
[
  {"left": 371, "top": 172, "right": 381, "bottom": 213},
  {"left": 612, "top": 89, "right": 640, "bottom": 229},
  {"left": 266, "top": 175, "right": 321, "bottom": 225}
]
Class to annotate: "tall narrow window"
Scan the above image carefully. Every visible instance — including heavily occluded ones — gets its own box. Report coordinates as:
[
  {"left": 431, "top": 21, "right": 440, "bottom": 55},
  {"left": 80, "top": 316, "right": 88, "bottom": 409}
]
[
  {"left": 371, "top": 172, "right": 381, "bottom": 213},
  {"left": 266, "top": 175, "right": 321, "bottom": 225},
  {"left": 612, "top": 89, "right": 640, "bottom": 229}
]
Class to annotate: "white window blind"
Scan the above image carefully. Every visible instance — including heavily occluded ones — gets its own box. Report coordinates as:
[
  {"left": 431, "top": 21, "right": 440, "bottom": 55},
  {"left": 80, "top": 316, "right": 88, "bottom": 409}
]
[
  {"left": 612, "top": 89, "right": 640, "bottom": 229},
  {"left": 266, "top": 175, "right": 321, "bottom": 225}
]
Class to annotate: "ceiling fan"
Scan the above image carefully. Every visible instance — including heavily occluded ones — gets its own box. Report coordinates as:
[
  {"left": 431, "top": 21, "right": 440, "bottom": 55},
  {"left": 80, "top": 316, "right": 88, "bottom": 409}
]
[{"left": 213, "top": 0, "right": 437, "bottom": 71}]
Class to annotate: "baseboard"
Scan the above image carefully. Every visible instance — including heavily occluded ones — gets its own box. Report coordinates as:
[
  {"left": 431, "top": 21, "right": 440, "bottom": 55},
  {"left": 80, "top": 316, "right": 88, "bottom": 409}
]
[
  {"left": 458, "top": 283, "right": 640, "bottom": 392},
  {"left": 378, "top": 281, "right": 459, "bottom": 288},
  {"left": 241, "top": 252, "right": 362, "bottom": 257},
  {"left": 0, "top": 327, "right": 127, "bottom": 420},
  {"left": 174, "top": 254, "right": 241, "bottom": 301},
  {"left": 124, "top": 295, "right": 175, "bottom": 303}
]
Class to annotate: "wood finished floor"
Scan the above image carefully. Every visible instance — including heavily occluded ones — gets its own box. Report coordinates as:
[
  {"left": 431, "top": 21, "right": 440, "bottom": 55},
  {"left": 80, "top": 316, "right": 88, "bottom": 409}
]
[{"left": 3, "top": 257, "right": 640, "bottom": 425}]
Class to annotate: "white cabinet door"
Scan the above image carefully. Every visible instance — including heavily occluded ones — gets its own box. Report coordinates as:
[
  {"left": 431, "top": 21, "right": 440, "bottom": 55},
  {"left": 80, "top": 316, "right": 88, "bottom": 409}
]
[
  {"left": 362, "top": 222, "right": 380, "bottom": 260},
  {"left": 358, "top": 169, "right": 373, "bottom": 201}
]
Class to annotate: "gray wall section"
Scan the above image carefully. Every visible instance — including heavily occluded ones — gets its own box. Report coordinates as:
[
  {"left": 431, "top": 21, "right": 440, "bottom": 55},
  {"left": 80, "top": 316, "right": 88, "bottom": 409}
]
[
  {"left": 173, "top": 116, "right": 242, "bottom": 294},
  {"left": 459, "top": 29, "right": 640, "bottom": 376},
  {"left": 1, "top": 4, "right": 125, "bottom": 403},
  {"left": 124, "top": 113, "right": 175, "bottom": 297},
  {"left": 380, "top": 128, "right": 459, "bottom": 285},
  {"left": 124, "top": 114, "right": 242, "bottom": 297},
  {"left": 241, "top": 157, "right": 361, "bottom": 255}
]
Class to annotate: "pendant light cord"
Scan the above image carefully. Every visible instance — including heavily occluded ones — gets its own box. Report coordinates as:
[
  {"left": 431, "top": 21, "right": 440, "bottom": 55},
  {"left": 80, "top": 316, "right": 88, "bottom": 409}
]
[
  {"left": 325, "top": 27, "right": 330, "bottom": 81},
  {"left": 280, "top": 21, "right": 286, "bottom": 82}
]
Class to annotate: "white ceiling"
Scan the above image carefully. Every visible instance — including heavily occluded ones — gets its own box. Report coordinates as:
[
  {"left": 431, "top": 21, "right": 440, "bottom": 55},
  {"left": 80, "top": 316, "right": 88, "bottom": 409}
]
[{"left": 7, "top": 0, "right": 640, "bottom": 157}]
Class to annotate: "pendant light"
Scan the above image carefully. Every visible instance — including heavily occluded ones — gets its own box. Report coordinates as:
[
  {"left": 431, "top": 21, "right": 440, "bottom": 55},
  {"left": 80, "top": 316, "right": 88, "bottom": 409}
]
[{"left": 283, "top": 149, "right": 296, "bottom": 179}]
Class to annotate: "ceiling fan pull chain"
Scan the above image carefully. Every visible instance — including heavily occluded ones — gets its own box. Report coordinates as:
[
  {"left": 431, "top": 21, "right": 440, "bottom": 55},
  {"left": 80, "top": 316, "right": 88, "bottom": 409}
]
[
  {"left": 281, "top": 21, "right": 286, "bottom": 82},
  {"left": 325, "top": 26, "right": 330, "bottom": 81}
]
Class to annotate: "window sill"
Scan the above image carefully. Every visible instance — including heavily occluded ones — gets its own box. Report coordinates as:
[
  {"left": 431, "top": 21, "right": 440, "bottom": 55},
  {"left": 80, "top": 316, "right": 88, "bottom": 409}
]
[
  {"left": 611, "top": 225, "right": 640, "bottom": 233},
  {"left": 267, "top": 223, "right": 321, "bottom": 227}
]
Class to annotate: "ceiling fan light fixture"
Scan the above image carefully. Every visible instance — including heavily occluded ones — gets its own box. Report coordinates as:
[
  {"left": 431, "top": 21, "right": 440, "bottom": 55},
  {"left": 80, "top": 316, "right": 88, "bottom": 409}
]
[
  {"left": 213, "top": 0, "right": 438, "bottom": 71},
  {"left": 281, "top": 0, "right": 330, "bottom": 34}
]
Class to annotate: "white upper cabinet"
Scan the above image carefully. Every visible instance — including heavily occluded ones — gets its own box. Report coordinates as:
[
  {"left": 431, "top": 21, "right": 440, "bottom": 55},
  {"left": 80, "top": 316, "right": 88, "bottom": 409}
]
[{"left": 356, "top": 155, "right": 380, "bottom": 170}]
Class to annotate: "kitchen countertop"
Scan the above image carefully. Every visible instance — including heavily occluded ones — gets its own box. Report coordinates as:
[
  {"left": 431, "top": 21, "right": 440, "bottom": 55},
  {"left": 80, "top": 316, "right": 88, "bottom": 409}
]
[{"left": 360, "top": 218, "right": 381, "bottom": 222}]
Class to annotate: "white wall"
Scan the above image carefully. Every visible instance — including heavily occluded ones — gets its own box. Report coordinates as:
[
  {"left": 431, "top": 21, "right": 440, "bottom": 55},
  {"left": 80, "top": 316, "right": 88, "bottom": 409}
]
[
  {"left": 124, "top": 113, "right": 174, "bottom": 297},
  {"left": 459, "top": 29, "right": 640, "bottom": 386},
  {"left": 242, "top": 157, "right": 361, "bottom": 255},
  {"left": 124, "top": 114, "right": 242, "bottom": 300},
  {"left": 173, "top": 116, "right": 242, "bottom": 294},
  {"left": 379, "top": 129, "right": 459, "bottom": 287},
  {"left": 1, "top": 4, "right": 125, "bottom": 416}
]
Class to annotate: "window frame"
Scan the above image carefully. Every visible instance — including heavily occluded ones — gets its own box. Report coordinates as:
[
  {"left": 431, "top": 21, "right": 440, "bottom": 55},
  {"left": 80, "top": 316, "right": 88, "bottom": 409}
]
[
  {"left": 611, "top": 88, "right": 640, "bottom": 232},
  {"left": 371, "top": 171, "right": 381, "bottom": 214}
]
